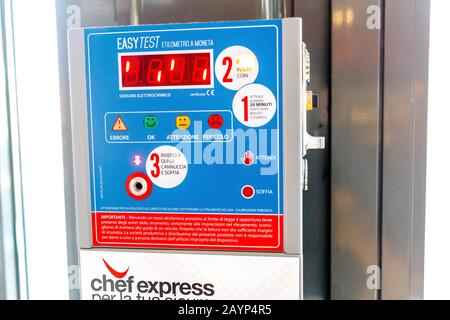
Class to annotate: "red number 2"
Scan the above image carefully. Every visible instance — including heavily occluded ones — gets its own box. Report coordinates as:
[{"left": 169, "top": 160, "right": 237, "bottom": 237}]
[{"left": 222, "top": 56, "right": 233, "bottom": 83}]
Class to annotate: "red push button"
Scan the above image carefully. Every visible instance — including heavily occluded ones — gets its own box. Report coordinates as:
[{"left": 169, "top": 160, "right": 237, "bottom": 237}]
[{"left": 241, "top": 185, "right": 255, "bottom": 199}]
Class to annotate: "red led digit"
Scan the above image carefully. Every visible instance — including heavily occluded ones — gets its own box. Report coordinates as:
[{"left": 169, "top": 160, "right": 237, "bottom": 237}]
[
  {"left": 146, "top": 57, "right": 164, "bottom": 85},
  {"left": 191, "top": 55, "right": 210, "bottom": 84},
  {"left": 121, "top": 56, "right": 141, "bottom": 86},
  {"left": 167, "top": 56, "right": 186, "bottom": 84}
]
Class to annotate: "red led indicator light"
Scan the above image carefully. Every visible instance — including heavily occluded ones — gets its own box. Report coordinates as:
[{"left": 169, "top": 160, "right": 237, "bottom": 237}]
[
  {"left": 241, "top": 185, "right": 255, "bottom": 199},
  {"left": 121, "top": 52, "right": 211, "bottom": 88},
  {"left": 208, "top": 114, "right": 224, "bottom": 129}
]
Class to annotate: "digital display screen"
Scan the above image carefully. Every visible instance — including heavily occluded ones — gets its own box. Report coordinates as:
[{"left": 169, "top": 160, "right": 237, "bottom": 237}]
[{"left": 120, "top": 52, "right": 211, "bottom": 88}]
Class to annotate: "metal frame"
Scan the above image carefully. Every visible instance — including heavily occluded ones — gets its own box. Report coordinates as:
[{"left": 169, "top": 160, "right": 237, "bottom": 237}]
[
  {"left": 381, "top": 0, "right": 429, "bottom": 300},
  {"left": 331, "top": 0, "right": 429, "bottom": 299},
  {"left": 293, "top": 0, "right": 331, "bottom": 300},
  {"left": 0, "top": 0, "right": 28, "bottom": 300},
  {"left": 56, "top": 0, "right": 293, "bottom": 300},
  {"left": 67, "top": 29, "right": 90, "bottom": 250},
  {"left": 68, "top": 20, "right": 306, "bottom": 256},
  {"left": 57, "top": 0, "right": 430, "bottom": 300},
  {"left": 0, "top": 0, "right": 16, "bottom": 299},
  {"left": 331, "top": 0, "right": 383, "bottom": 300},
  {"left": 68, "top": 18, "right": 306, "bottom": 299}
]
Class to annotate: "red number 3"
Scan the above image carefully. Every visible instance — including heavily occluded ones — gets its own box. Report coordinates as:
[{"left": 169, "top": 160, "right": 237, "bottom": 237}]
[{"left": 149, "top": 153, "right": 160, "bottom": 178}]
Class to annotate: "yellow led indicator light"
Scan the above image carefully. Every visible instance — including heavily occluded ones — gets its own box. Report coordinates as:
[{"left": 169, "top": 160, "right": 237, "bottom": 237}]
[
  {"left": 176, "top": 115, "right": 191, "bottom": 130},
  {"left": 306, "top": 91, "right": 313, "bottom": 111}
]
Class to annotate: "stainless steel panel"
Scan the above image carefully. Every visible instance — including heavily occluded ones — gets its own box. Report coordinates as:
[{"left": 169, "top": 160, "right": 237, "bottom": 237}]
[
  {"left": 410, "top": 0, "right": 429, "bottom": 300},
  {"left": 67, "top": 29, "right": 91, "bottom": 250},
  {"left": 282, "top": 18, "right": 304, "bottom": 256},
  {"left": 294, "top": 0, "right": 331, "bottom": 300},
  {"left": 331, "top": 0, "right": 382, "bottom": 300},
  {"left": 381, "top": 0, "right": 429, "bottom": 300},
  {"left": 382, "top": 1, "right": 415, "bottom": 298},
  {"left": 138, "top": 0, "right": 283, "bottom": 24}
]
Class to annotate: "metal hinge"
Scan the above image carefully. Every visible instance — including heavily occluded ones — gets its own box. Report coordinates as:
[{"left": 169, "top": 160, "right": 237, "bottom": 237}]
[{"left": 302, "top": 44, "right": 325, "bottom": 191}]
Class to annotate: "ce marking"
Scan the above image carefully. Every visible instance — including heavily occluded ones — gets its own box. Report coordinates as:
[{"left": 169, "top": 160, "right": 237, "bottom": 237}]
[{"left": 206, "top": 89, "right": 215, "bottom": 96}]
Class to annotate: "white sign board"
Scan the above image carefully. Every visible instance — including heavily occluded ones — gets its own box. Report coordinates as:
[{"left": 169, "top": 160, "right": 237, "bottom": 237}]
[{"left": 80, "top": 249, "right": 301, "bottom": 300}]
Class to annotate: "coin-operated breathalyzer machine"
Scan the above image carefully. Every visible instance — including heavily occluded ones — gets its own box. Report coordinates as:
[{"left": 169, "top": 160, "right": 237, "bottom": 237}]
[{"left": 68, "top": 18, "right": 324, "bottom": 300}]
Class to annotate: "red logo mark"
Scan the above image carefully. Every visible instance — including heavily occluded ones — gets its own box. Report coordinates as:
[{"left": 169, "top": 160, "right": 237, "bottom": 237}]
[
  {"left": 102, "top": 258, "right": 130, "bottom": 278},
  {"left": 241, "top": 151, "right": 254, "bottom": 166}
]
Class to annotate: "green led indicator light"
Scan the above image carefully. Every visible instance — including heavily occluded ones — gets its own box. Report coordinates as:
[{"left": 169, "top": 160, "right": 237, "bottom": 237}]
[{"left": 144, "top": 115, "right": 158, "bottom": 129}]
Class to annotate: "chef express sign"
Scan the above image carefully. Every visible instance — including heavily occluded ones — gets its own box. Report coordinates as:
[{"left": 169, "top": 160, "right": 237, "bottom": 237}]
[{"left": 80, "top": 250, "right": 300, "bottom": 300}]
